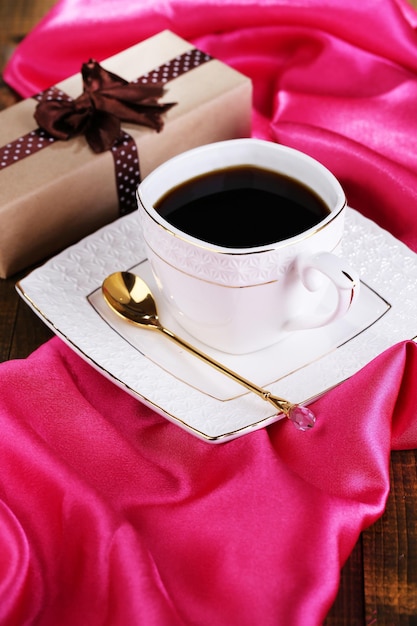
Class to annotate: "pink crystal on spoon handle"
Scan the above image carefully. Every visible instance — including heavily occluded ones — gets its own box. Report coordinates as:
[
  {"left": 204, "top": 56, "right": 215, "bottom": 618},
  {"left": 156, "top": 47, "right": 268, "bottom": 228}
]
[
  {"left": 287, "top": 405, "right": 316, "bottom": 431},
  {"left": 265, "top": 393, "right": 316, "bottom": 431}
]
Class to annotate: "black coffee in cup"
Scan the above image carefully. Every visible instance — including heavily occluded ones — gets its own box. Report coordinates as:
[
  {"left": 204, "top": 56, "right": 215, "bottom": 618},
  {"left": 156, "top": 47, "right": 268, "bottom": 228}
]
[{"left": 154, "top": 165, "right": 331, "bottom": 248}]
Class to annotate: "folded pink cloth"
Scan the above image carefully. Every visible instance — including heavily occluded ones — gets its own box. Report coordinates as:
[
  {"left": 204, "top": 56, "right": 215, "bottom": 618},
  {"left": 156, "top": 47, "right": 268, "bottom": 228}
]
[{"left": 2, "top": 0, "right": 417, "bottom": 624}]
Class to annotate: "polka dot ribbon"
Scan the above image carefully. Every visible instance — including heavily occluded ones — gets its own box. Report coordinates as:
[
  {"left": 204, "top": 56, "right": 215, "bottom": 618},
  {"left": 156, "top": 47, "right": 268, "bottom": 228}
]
[{"left": 0, "top": 48, "right": 212, "bottom": 216}]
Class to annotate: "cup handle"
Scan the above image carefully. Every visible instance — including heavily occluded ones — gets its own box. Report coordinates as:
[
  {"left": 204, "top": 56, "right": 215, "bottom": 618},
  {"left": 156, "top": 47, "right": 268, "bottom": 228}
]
[{"left": 284, "top": 251, "right": 360, "bottom": 331}]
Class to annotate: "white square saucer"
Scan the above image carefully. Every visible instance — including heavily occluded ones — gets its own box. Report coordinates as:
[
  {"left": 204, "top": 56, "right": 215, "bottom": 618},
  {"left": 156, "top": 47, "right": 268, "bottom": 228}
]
[{"left": 17, "top": 208, "right": 417, "bottom": 442}]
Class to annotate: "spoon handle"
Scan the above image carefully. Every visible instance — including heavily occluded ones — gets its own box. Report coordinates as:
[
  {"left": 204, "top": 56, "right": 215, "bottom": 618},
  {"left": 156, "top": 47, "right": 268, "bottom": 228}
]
[{"left": 159, "top": 326, "right": 315, "bottom": 430}]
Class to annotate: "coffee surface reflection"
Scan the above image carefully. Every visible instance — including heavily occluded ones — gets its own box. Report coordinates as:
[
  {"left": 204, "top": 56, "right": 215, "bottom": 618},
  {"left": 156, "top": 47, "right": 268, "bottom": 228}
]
[{"left": 154, "top": 165, "right": 331, "bottom": 248}]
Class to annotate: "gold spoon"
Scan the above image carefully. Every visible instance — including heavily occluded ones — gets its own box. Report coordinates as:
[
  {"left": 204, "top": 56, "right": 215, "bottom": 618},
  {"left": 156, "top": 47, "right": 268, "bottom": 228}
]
[{"left": 102, "top": 271, "right": 316, "bottom": 431}]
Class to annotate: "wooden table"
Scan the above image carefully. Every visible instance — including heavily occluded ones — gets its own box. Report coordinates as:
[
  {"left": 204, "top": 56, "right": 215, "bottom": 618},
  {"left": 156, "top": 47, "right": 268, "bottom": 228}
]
[{"left": 1, "top": 1, "right": 417, "bottom": 623}]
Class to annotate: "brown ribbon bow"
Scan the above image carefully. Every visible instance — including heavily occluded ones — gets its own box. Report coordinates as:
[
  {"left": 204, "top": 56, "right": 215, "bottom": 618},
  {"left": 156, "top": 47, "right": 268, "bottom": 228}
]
[{"left": 34, "top": 59, "right": 176, "bottom": 153}]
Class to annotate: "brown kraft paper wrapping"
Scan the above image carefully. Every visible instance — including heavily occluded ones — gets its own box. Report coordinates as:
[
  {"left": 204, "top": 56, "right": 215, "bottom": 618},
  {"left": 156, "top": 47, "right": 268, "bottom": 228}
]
[{"left": 0, "top": 30, "right": 252, "bottom": 278}]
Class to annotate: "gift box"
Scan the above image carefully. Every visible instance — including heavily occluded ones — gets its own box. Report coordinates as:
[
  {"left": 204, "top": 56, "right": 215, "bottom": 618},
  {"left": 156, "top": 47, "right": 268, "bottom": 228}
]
[{"left": 0, "top": 30, "right": 252, "bottom": 278}]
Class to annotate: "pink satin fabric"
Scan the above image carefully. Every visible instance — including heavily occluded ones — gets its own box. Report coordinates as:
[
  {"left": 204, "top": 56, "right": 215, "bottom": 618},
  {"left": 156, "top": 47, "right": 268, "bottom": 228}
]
[
  {"left": 1, "top": 339, "right": 416, "bottom": 625},
  {"left": 6, "top": 0, "right": 417, "bottom": 250},
  {"left": 2, "top": 0, "right": 417, "bottom": 624}
]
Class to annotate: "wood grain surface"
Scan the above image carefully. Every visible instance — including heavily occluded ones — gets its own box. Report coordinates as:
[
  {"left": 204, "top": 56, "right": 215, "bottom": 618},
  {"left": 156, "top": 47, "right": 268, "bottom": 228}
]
[{"left": 1, "top": 2, "right": 417, "bottom": 623}]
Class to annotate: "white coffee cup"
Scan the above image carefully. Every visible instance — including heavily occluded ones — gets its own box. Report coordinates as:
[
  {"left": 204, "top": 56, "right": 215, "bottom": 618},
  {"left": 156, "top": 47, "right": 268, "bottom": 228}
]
[{"left": 136, "top": 138, "right": 360, "bottom": 354}]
